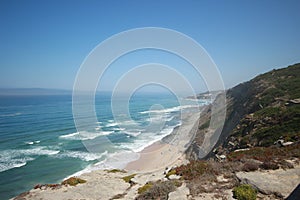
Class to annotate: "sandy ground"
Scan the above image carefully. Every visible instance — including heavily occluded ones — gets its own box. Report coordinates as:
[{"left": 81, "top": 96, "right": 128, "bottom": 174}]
[
  {"left": 13, "top": 111, "right": 200, "bottom": 200},
  {"left": 125, "top": 111, "right": 199, "bottom": 173}
]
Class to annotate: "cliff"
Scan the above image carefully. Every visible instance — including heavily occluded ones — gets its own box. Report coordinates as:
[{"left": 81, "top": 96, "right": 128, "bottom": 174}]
[{"left": 187, "top": 63, "right": 300, "bottom": 159}]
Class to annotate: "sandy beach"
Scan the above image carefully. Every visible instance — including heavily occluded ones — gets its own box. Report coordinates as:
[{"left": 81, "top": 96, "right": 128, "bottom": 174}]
[
  {"left": 13, "top": 111, "right": 200, "bottom": 200},
  {"left": 125, "top": 111, "right": 200, "bottom": 172}
]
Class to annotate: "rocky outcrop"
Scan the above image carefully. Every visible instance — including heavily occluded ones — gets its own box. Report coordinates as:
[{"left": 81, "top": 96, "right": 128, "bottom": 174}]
[{"left": 236, "top": 165, "right": 300, "bottom": 198}]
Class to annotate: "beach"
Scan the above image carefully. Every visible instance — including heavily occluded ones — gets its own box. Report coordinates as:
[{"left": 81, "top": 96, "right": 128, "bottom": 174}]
[{"left": 13, "top": 111, "right": 200, "bottom": 200}]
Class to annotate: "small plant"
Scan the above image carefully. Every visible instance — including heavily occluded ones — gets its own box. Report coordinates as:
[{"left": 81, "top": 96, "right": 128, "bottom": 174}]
[
  {"left": 106, "top": 169, "right": 127, "bottom": 173},
  {"left": 174, "top": 161, "right": 215, "bottom": 180},
  {"left": 242, "top": 162, "right": 259, "bottom": 172},
  {"left": 233, "top": 184, "right": 257, "bottom": 200},
  {"left": 61, "top": 177, "right": 86, "bottom": 186},
  {"left": 259, "top": 162, "right": 279, "bottom": 170},
  {"left": 122, "top": 174, "right": 136, "bottom": 183},
  {"left": 165, "top": 169, "right": 176, "bottom": 178},
  {"left": 138, "top": 182, "right": 153, "bottom": 194},
  {"left": 135, "top": 181, "right": 177, "bottom": 200}
]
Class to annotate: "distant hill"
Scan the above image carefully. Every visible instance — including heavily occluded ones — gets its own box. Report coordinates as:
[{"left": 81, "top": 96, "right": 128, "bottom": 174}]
[{"left": 188, "top": 63, "right": 300, "bottom": 159}]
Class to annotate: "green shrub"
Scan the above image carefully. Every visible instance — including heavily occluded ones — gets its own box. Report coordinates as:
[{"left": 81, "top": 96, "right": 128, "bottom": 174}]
[
  {"left": 61, "top": 177, "right": 86, "bottom": 186},
  {"left": 137, "top": 182, "right": 153, "bottom": 194},
  {"left": 233, "top": 184, "right": 257, "bottom": 200},
  {"left": 174, "top": 161, "right": 215, "bottom": 180},
  {"left": 135, "top": 181, "right": 177, "bottom": 200},
  {"left": 165, "top": 169, "right": 176, "bottom": 178},
  {"left": 122, "top": 174, "right": 136, "bottom": 183},
  {"left": 199, "top": 120, "right": 210, "bottom": 130},
  {"left": 106, "top": 169, "right": 126, "bottom": 173}
]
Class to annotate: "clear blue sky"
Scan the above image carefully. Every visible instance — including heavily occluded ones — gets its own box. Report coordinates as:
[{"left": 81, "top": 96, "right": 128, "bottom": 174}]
[{"left": 0, "top": 0, "right": 299, "bottom": 92}]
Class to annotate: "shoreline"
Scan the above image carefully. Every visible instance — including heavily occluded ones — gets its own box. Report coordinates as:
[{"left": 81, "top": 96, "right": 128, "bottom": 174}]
[
  {"left": 125, "top": 111, "right": 200, "bottom": 172},
  {"left": 11, "top": 110, "right": 201, "bottom": 200},
  {"left": 67, "top": 109, "right": 201, "bottom": 177}
]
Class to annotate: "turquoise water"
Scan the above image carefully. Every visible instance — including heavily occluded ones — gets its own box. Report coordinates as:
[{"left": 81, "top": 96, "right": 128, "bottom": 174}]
[{"left": 0, "top": 92, "right": 204, "bottom": 199}]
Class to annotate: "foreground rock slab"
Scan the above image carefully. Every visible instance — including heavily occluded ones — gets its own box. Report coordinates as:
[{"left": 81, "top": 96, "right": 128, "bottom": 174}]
[
  {"left": 15, "top": 170, "right": 130, "bottom": 200},
  {"left": 236, "top": 165, "right": 300, "bottom": 198}
]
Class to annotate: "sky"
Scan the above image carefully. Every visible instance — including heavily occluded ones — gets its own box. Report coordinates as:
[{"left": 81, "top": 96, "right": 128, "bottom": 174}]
[{"left": 0, "top": 0, "right": 299, "bottom": 93}]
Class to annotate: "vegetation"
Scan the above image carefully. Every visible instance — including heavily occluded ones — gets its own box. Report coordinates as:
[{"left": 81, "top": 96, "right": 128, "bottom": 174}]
[
  {"left": 228, "top": 143, "right": 300, "bottom": 162},
  {"left": 199, "top": 119, "right": 210, "bottom": 130},
  {"left": 121, "top": 174, "right": 136, "bottom": 183},
  {"left": 135, "top": 181, "right": 177, "bottom": 200},
  {"left": 165, "top": 169, "right": 176, "bottom": 179},
  {"left": 106, "top": 169, "right": 127, "bottom": 173},
  {"left": 232, "top": 184, "right": 257, "bottom": 200},
  {"left": 174, "top": 160, "right": 215, "bottom": 180},
  {"left": 224, "top": 64, "right": 300, "bottom": 149},
  {"left": 61, "top": 177, "right": 86, "bottom": 186},
  {"left": 137, "top": 182, "right": 154, "bottom": 194}
]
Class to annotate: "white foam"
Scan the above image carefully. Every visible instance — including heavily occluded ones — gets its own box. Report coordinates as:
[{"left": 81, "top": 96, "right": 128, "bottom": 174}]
[
  {"left": 25, "top": 140, "right": 41, "bottom": 145},
  {"left": 20, "top": 147, "right": 60, "bottom": 155},
  {"left": 94, "top": 150, "right": 139, "bottom": 169},
  {"left": 140, "top": 105, "right": 198, "bottom": 114},
  {"left": 0, "top": 112, "right": 22, "bottom": 117},
  {"left": 60, "top": 132, "right": 79, "bottom": 138},
  {"left": 144, "top": 113, "right": 175, "bottom": 123},
  {"left": 25, "top": 141, "right": 34, "bottom": 145},
  {"left": 123, "top": 130, "right": 142, "bottom": 137},
  {"left": 111, "top": 127, "right": 125, "bottom": 131},
  {"left": 105, "top": 122, "right": 118, "bottom": 127},
  {"left": 0, "top": 158, "right": 33, "bottom": 173},
  {"left": 0, "top": 147, "right": 60, "bottom": 173},
  {"left": 55, "top": 150, "right": 107, "bottom": 162},
  {"left": 59, "top": 131, "right": 114, "bottom": 140},
  {"left": 120, "top": 123, "right": 179, "bottom": 153}
]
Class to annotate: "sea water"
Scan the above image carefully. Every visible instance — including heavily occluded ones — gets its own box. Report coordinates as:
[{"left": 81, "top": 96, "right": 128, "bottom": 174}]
[{"left": 0, "top": 92, "right": 208, "bottom": 199}]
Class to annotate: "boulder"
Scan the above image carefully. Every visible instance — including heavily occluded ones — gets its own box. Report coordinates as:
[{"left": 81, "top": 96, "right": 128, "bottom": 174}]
[{"left": 236, "top": 166, "right": 300, "bottom": 198}]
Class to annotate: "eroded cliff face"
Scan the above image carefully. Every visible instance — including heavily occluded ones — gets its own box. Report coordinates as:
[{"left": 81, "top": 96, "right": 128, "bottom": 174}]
[{"left": 187, "top": 63, "right": 300, "bottom": 160}]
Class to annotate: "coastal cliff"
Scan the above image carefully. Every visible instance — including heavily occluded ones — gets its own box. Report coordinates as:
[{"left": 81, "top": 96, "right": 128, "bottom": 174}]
[
  {"left": 183, "top": 63, "right": 300, "bottom": 199},
  {"left": 13, "top": 64, "right": 300, "bottom": 200},
  {"left": 187, "top": 63, "right": 300, "bottom": 159}
]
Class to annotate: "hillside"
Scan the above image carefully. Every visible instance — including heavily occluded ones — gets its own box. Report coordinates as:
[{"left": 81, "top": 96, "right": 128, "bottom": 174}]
[
  {"left": 188, "top": 63, "right": 300, "bottom": 159},
  {"left": 181, "top": 63, "right": 300, "bottom": 199}
]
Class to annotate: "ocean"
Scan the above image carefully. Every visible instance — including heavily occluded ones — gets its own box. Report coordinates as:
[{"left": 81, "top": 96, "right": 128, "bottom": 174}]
[{"left": 0, "top": 92, "right": 207, "bottom": 199}]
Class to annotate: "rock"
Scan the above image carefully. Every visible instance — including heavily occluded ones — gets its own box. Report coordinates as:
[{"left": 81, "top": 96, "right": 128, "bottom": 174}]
[
  {"left": 168, "top": 182, "right": 190, "bottom": 200},
  {"left": 215, "top": 154, "right": 226, "bottom": 161},
  {"left": 228, "top": 141, "right": 235, "bottom": 146},
  {"left": 216, "top": 175, "right": 229, "bottom": 183},
  {"left": 236, "top": 165, "right": 300, "bottom": 198},
  {"left": 234, "top": 148, "right": 250, "bottom": 152},
  {"left": 168, "top": 174, "right": 181, "bottom": 180},
  {"left": 282, "top": 141, "right": 293, "bottom": 146}
]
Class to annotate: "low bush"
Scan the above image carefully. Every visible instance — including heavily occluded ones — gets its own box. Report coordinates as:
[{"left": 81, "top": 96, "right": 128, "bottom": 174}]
[
  {"left": 174, "top": 161, "right": 215, "bottom": 180},
  {"left": 106, "top": 169, "right": 127, "bottom": 173},
  {"left": 242, "top": 162, "right": 259, "bottom": 172},
  {"left": 232, "top": 184, "right": 257, "bottom": 200},
  {"left": 122, "top": 174, "right": 136, "bottom": 183},
  {"left": 61, "top": 177, "right": 86, "bottom": 186},
  {"left": 165, "top": 169, "right": 176, "bottom": 178},
  {"left": 259, "top": 162, "right": 279, "bottom": 170},
  {"left": 137, "top": 182, "right": 153, "bottom": 194},
  {"left": 135, "top": 181, "right": 176, "bottom": 200}
]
